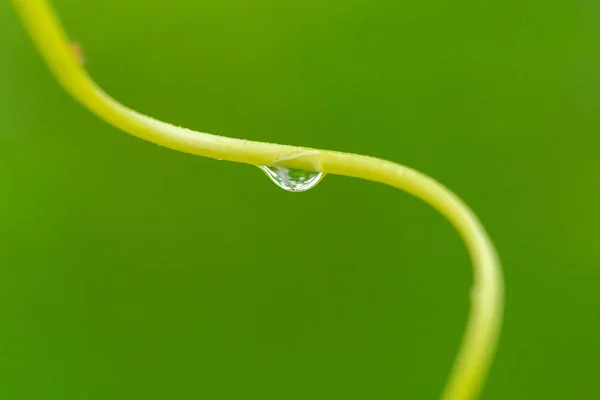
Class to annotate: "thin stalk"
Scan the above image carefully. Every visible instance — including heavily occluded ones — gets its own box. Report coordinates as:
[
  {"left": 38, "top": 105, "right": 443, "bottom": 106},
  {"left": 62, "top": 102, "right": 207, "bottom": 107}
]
[{"left": 11, "top": 1, "right": 504, "bottom": 399}]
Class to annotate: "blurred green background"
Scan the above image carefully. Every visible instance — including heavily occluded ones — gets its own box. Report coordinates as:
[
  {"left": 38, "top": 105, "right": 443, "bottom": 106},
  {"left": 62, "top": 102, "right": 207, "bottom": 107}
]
[{"left": 1, "top": 0, "right": 599, "bottom": 398}]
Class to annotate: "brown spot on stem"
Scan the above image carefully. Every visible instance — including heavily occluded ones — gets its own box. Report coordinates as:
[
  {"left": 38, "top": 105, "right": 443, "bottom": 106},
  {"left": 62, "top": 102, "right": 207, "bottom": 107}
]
[{"left": 71, "top": 42, "right": 85, "bottom": 64}]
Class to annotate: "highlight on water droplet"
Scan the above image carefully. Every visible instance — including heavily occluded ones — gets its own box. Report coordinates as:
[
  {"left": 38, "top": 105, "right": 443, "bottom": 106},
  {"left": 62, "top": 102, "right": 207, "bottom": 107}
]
[{"left": 259, "top": 166, "right": 325, "bottom": 192}]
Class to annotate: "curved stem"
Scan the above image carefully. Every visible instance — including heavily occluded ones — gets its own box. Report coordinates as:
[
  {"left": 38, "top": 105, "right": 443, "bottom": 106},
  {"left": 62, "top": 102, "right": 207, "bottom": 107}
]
[{"left": 11, "top": 1, "right": 504, "bottom": 399}]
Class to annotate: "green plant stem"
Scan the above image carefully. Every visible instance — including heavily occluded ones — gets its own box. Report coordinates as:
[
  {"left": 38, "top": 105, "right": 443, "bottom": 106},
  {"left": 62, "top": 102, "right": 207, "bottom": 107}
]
[{"left": 11, "top": 1, "right": 504, "bottom": 399}]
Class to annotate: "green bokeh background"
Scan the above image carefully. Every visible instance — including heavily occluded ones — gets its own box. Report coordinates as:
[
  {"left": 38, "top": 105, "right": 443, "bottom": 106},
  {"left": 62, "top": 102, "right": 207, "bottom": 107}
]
[{"left": 1, "top": 0, "right": 599, "bottom": 398}]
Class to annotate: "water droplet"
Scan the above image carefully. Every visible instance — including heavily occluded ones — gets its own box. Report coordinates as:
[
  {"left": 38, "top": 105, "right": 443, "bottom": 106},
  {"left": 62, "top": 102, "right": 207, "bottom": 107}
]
[{"left": 259, "top": 166, "right": 324, "bottom": 192}]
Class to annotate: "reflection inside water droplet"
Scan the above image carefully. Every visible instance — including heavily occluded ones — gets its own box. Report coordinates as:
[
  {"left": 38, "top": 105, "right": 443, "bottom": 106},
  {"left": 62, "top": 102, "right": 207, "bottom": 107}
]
[{"left": 259, "top": 166, "right": 324, "bottom": 192}]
